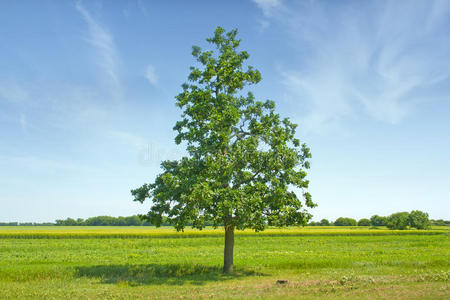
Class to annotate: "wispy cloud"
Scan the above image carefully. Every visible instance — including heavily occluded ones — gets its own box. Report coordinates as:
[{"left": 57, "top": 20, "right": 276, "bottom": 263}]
[
  {"left": 0, "top": 81, "right": 29, "bottom": 103},
  {"left": 0, "top": 80, "right": 111, "bottom": 132},
  {"left": 108, "top": 130, "right": 147, "bottom": 149},
  {"left": 251, "top": 0, "right": 283, "bottom": 30},
  {"left": 137, "top": 0, "right": 149, "bottom": 16},
  {"left": 107, "top": 130, "right": 183, "bottom": 167},
  {"left": 251, "top": 0, "right": 282, "bottom": 17},
  {"left": 260, "top": 1, "right": 450, "bottom": 132},
  {"left": 19, "top": 113, "right": 27, "bottom": 133},
  {"left": 75, "top": 1, "right": 122, "bottom": 100},
  {"left": 145, "top": 64, "right": 158, "bottom": 86},
  {"left": 0, "top": 154, "right": 97, "bottom": 174}
]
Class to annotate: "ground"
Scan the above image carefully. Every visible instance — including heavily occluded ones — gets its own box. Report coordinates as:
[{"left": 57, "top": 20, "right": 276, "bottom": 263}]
[{"left": 0, "top": 226, "right": 448, "bottom": 299}]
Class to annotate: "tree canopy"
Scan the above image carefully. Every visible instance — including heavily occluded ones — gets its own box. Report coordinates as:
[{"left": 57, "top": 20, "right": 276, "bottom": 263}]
[
  {"left": 357, "top": 218, "right": 371, "bottom": 226},
  {"left": 408, "top": 210, "right": 431, "bottom": 229},
  {"left": 132, "top": 27, "right": 315, "bottom": 272},
  {"left": 386, "top": 212, "right": 410, "bottom": 230},
  {"left": 334, "top": 217, "right": 357, "bottom": 226}
]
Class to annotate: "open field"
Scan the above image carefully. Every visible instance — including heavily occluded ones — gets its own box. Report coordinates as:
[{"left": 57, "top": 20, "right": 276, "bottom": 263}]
[{"left": 1, "top": 227, "right": 449, "bottom": 299}]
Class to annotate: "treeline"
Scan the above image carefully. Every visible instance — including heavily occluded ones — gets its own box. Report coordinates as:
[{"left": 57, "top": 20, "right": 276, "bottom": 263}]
[
  {"left": 0, "top": 215, "right": 159, "bottom": 227},
  {"left": 1, "top": 215, "right": 221, "bottom": 226},
  {"left": 0, "top": 222, "right": 54, "bottom": 226},
  {"left": 2, "top": 211, "right": 449, "bottom": 228},
  {"left": 308, "top": 210, "right": 448, "bottom": 229},
  {"left": 55, "top": 215, "right": 157, "bottom": 226}
]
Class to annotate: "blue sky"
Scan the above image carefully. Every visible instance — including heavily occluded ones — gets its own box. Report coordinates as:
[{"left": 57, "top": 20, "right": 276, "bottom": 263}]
[{"left": 1, "top": 0, "right": 449, "bottom": 222}]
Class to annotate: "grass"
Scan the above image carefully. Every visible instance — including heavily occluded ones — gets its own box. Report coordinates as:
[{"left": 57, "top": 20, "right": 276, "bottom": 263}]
[
  {"left": 1, "top": 225, "right": 447, "bottom": 238},
  {"left": 0, "top": 226, "right": 448, "bottom": 299}
]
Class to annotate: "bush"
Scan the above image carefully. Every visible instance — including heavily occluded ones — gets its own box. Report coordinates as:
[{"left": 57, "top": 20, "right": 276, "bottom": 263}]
[
  {"left": 358, "top": 218, "right": 371, "bottom": 226},
  {"left": 370, "top": 215, "right": 387, "bottom": 226},
  {"left": 320, "top": 219, "right": 331, "bottom": 226},
  {"left": 334, "top": 217, "right": 357, "bottom": 226},
  {"left": 409, "top": 210, "right": 431, "bottom": 229},
  {"left": 387, "top": 212, "right": 410, "bottom": 230}
]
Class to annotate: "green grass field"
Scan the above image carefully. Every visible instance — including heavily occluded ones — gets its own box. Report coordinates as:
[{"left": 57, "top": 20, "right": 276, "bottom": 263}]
[{"left": 0, "top": 226, "right": 449, "bottom": 299}]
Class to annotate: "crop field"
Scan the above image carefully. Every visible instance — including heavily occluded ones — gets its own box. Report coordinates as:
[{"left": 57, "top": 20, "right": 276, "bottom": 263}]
[{"left": 0, "top": 227, "right": 449, "bottom": 299}]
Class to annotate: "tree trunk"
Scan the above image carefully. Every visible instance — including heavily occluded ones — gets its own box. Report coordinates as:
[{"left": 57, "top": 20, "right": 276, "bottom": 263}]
[{"left": 223, "top": 225, "right": 234, "bottom": 273}]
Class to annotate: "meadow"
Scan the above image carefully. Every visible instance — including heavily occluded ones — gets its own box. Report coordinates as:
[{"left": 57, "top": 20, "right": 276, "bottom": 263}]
[{"left": 0, "top": 226, "right": 448, "bottom": 299}]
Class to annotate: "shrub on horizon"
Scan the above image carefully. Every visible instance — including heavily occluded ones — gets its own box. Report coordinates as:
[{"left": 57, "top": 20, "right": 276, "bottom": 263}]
[
  {"left": 358, "top": 218, "right": 371, "bottom": 226},
  {"left": 334, "top": 217, "right": 357, "bottom": 226},
  {"left": 386, "top": 212, "right": 410, "bottom": 230},
  {"left": 409, "top": 210, "right": 431, "bottom": 229}
]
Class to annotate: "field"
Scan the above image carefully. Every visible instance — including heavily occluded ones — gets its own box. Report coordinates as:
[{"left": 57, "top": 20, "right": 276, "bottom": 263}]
[{"left": 0, "top": 226, "right": 449, "bottom": 299}]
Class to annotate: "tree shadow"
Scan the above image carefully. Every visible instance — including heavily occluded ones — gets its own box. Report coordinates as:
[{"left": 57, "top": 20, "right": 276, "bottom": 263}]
[{"left": 75, "top": 263, "right": 267, "bottom": 286}]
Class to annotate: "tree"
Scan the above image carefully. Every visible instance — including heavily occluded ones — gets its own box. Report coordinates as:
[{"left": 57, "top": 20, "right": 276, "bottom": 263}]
[
  {"left": 408, "top": 210, "right": 431, "bottom": 229},
  {"left": 357, "top": 218, "right": 371, "bottom": 226},
  {"left": 370, "top": 215, "right": 387, "bottom": 226},
  {"left": 320, "top": 219, "right": 330, "bottom": 226},
  {"left": 132, "top": 27, "right": 315, "bottom": 273},
  {"left": 334, "top": 217, "right": 357, "bottom": 226},
  {"left": 386, "top": 212, "right": 410, "bottom": 230},
  {"left": 431, "top": 219, "right": 446, "bottom": 226}
]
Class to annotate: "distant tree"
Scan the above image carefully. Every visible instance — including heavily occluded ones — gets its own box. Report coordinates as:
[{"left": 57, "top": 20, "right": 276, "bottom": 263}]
[
  {"left": 386, "top": 212, "right": 410, "bottom": 230},
  {"left": 320, "top": 219, "right": 330, "bottom": 226},
  {"left": 408, "top": 210, "right": 431, "bottom": 229},
  {"left": 58, "top": 218, "right": 78, "bottom": 226},
  {"left": 125, "top": 215, "right": 143, "bottom": 226},
  {"left": 308, "top": 221, "right": 320, "bottom": 226},
  {"left": 84, "top": 216, "right": 118, "bottom": 226},
  {"left": 132, "top": 27, "right": 315, "bottom": 273},
  {"left": 334, "top": 217, "right": 357, "bottom": 226},
  {"left": 370, "top": 215, "right": 387, "bottom": 226},
  {"left": 431, "top": 219, "right": 446, "bottom": 226},
  {"left": 0, "top": 222, "right": 18, "bottom": 226},
  {"left": 38, "top": 222, "right": 55, "bottom": 226},
  {"left": 357, "top": 218, "right": 371, "bottom": 226},
  {"left": 19, "top": 222, "right": 33, "bottom": 226}
]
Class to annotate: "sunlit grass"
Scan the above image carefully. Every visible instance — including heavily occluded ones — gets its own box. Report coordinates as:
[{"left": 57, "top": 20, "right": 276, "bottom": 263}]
[{"left": 0, "top": 226, "right": 448, "bottom": 299}]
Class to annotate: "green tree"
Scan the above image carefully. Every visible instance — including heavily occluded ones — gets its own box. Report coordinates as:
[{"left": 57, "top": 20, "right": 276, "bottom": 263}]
[
  {"left": 132, "top": 27, "right": 315, "bottom": 273},
  {"left": 408, "top": 210, "right": 431, "bottom": 229},
  {"left": 370, "top": 215, "right": 387, "bottom": 226},
  {"left": 320, "top": 219, "right": 330, "bottom": 226},
  {"left": 386, "top": 212, "right": 410, "bottom": 230},
  {"left": 59, "top": 218, "right": 78, "bottom": 226},
  {"left": 334, "top": 217, "right": 357, "bottom": 226},
  {"left": 431, "top": 219, "right": 445, "bottom": 226},
  {"left": 125, "top": 215, "right": 143, "bottom": 226},
  {"left": 357, "top": 218, "right": 371, "bottom": 226}
]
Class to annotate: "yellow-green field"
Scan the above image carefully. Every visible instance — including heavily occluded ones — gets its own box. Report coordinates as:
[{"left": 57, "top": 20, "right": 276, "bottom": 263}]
[
  {"left": 0, "top": 226, "right": 449, "bottom": 299},
  {"left": 1, "top": 226, "right": 448, "bottom": 238}
]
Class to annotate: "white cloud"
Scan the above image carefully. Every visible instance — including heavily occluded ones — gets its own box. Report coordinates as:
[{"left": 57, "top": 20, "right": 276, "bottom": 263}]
[
  {"left": 251, "top": 0, "right": 283, "bottom": 30},
  {"left": 251, "top": 0, "right": 282, "bottom": 17},
  {"left": 273, "top": 1, "right": 450, "bottom": 132},
  {"left": 145, "top": 65, "right": 158, "bottom": 86},
  {"left": 75, "top": 1, "right": 122, "bottom": 100}
]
